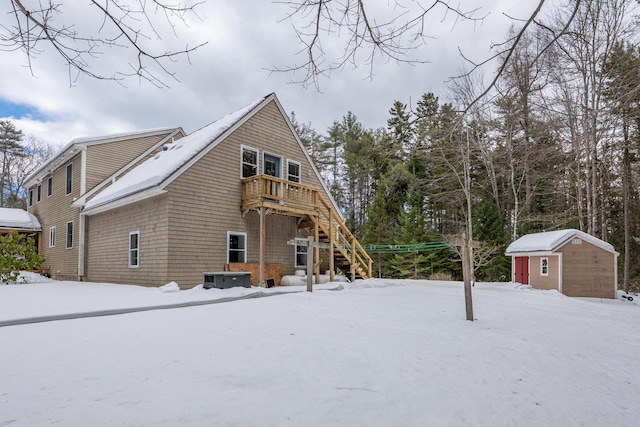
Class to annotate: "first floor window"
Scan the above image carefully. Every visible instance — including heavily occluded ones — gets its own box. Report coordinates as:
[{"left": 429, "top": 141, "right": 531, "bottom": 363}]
[
  {"left": 49, "top": 226, "right": 56, "bottom": 248},
  {"left": 66, "top": 221, "right": 74, "bottom": 249},
  {"left": 129, "top": 231, "right": 140, "bottom": 268},
  {"left": 541, "top": 257, "right": 549, "bottom": 276},
  {"left": 227, "top": 232, "right": 246, "bottom": 263},
  {"left": 295, "top": 242, "right": 307, "bottom": 267},
  {"left": 241, "top": 146, "right": 258, "bottom": 178}
]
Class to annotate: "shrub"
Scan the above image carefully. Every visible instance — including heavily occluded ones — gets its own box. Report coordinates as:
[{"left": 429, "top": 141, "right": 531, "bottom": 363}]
[{"left": 0, "top": 231, "right": 45, "bottom": 283}]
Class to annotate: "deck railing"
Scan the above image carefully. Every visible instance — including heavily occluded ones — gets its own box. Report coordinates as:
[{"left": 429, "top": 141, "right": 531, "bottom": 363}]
[{"left": 241, "top": 174, "right": 372, "bottom": 279}]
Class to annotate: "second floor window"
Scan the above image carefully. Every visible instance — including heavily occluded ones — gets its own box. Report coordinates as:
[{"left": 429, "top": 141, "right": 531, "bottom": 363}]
[
  {"left": 241, "top": 146, "right": 258, "bottom": 178},
  {"left": 47, "top": 176, "right": 53, "bottom": 197},
  {"left": 66, "top": 163, "right": 73, "bottom": 195},
  {"left": 29, "top": 190, "right": 33, "bottom": 206},
  {"left": 37, "top": 185, "right": 41, "bottom": 202},
  {"left": 287, "top": 160, "right": 301, "bottom": 183}
]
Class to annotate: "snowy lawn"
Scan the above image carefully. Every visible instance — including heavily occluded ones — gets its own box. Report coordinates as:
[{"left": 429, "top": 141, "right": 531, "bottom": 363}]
[{"left": 1, "top": 277, "right": 639, "bottom": 426}]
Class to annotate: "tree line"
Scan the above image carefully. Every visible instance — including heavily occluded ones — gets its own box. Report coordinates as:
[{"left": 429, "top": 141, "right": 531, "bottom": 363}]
[{"left": 292, "top": 0, "right": 640, "bottom": 291}]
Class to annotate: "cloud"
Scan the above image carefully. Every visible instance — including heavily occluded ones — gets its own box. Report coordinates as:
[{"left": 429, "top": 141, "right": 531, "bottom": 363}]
[{"left": 0, "top": 0, "right": 542, "bottom": 146}]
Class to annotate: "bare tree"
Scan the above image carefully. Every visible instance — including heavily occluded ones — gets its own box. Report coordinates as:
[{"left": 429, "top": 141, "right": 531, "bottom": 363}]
[
  {"left": 4, "top": 135, "right": 57, "bottom": 208},
  {"left": 1, "top": 1, "right": 207, "bottom": 87},
  {"left": 275, "top": 0, "right": 583, "bottom": 100}
]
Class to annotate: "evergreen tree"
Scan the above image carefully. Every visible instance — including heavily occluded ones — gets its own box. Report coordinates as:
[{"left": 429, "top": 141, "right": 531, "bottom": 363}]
[{"left": 0, "top": 120, "right": 25, "bottom": 207}]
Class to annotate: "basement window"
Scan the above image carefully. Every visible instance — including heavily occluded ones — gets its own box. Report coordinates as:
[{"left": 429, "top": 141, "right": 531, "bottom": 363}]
[
  {"left": 227, "top": 232, "right": 246, "bottom": 263},
  {"left": 295, "top": 242, "right": 307, "bottom": 268},
  {"left": 540, "top": 257, "right": 549, "bottom": 276}
]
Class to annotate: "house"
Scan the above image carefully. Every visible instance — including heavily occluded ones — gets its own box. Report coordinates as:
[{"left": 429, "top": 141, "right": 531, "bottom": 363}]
[
  {"left": 505, "top": 229, "right": 618, "bottom": 299},
  {"left": 24, "top": 127, "right": 186, "bottom": 280},
  {"left": 25, "top": 93, "right": 371, "bottom": 287},
  {"left": 0, "top": 207, "right": 42, "bottom": 251}
]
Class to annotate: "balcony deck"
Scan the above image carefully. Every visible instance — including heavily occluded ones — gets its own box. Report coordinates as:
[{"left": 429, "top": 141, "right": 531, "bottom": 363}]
[{"left": 241, "top": 174, "right": 372, "bottom": 281}]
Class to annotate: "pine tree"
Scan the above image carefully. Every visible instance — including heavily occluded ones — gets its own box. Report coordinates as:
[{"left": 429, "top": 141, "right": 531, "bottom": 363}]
[{"left": 0, "top": 120, "right": 25, "bottom": 207}]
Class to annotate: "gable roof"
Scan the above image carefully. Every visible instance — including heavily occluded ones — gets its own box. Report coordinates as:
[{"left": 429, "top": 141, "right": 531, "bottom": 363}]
[
  {"left": 505, "top": 229, "right": 616, "bottom": 255},
  {"left": 82, "top": 92, "right": 344, "bottom": 219},
  {"left": 24, "top": 127, "right": 181, "bottom": 189},
  {"left": 0, "top": 208, "right": 41, "bottom": 231},
  {"left": 83, "top": 95, "right": 269, "bottom": 212}
]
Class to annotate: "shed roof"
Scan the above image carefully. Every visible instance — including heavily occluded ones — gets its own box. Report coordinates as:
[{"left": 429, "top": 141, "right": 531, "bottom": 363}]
[
  {"left": 0, "top": 208, "right": 42, "bottom": 231},
  {"left": 506, "top": 229, "right": 616, "bottom": 255},
  {"left": 505, "top": 229, "right": 615, "bottom": 255},
  {"left": 83, "top": 94, "right": 268, "bottom": 212}
]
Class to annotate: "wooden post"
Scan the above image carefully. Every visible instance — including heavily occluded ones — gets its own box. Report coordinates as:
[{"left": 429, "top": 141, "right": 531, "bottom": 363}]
[
  {"left": 329, "top": 211, "right": 335, "bottom": 282},
  {"left": 314, "top": 218, "right": 320, "bottom": 284},
  {"left": 307, "top": 235, "right": 314, "bottom": 292},
  {"left": 259, "top": 207, "right": 266, "bottom": 286},
  {"left": 350, "top": 239, "right": 356, "bottom": 282}
]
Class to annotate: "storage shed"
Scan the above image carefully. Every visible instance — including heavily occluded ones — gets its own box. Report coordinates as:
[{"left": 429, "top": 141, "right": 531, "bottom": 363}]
[{"left": 505, "top": 229, "right": 618, "bottom": 299}]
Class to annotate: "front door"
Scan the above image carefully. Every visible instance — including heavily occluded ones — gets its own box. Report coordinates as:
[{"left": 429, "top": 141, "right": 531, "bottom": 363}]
[
  {"left": 514, "top": 256, "right": 529, "bottom": 284},
  {"left": 263, "top": 154, "right": 281, "bottom": 200}
]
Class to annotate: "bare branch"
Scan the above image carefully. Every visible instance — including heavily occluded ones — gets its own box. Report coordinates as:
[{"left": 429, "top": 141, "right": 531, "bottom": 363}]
[
  {"left": 272, "top": 0, "right": 485, "bottom": 89},
  {"left": 0, "top": 0, "right": 207, "bottom": 87}
]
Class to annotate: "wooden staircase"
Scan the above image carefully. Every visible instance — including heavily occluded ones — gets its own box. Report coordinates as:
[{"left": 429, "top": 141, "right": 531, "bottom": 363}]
[{"left": 241, "top": 174, "right": 372, "bottom": 280}]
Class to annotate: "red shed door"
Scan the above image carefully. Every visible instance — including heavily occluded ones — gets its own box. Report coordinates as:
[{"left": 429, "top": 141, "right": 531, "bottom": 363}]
[{"left": 514, "top": 256, "right": 529, "bottom": 284}]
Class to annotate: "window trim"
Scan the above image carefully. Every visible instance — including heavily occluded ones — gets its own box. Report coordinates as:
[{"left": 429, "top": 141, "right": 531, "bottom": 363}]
[
  {"left": 37, "top": 184, "right": 41, "bottom": 203},
  {"left": 287, "top": 159, "right": 301, "bottom": 183},
  {"left": 540, "top": 257, "right": 549, "bottom": 277},
  {"left": 47, "top": 176, "right": 53, "bottom": 197},
  {"left": 49, "top": 226, "right": 56, "bottom": 248},
  {"left": 227, "top": 231, "right": 247, "bottom": 264},
  {"left": 66, "top": 221, "right": 74, "bottom": 249},
  {"left": 128, "top": 231, "right": 140, "bottom": 268},
  {"left": 240, "top": 145, "right": 259, "bottom": 178},
  {"left": 295, "top": 241, "right": 308, "bottom": 268},
  {"left": 65, "top": 163, "right": 73, "bottom": 195}
]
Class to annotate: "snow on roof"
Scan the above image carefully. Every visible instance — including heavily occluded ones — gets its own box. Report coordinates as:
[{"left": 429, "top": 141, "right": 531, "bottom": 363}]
[
  {"left": 24, "top": 128, "right": 178, "bottom": 188},
  {"left": 505, "top": 229, "right": 615, "bottom": 254},
  {"left": 0, "top": 208, "right": 41, "bottom": 231},
  {"left": 84, "top": 95, "right": 267, "bottom": 211}
]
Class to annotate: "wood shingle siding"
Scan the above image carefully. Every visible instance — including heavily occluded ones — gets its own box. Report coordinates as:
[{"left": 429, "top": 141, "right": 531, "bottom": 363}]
[
  {"left": 28, "top": 153, "right": 82, "bottom": 279},
  {"left": 86, "top": 195, "right": 169, "bottom": 285},
  {"left": 85, "top": 135, "right": 175, "bottom": 191},
  {"left": 558, "top": 240, "right": 616, "bottom": 298}
]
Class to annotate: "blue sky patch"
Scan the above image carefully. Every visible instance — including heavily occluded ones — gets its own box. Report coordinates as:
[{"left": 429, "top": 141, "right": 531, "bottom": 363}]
[{"left": 0, "top": 99, "right": 46, "bottom": 121}]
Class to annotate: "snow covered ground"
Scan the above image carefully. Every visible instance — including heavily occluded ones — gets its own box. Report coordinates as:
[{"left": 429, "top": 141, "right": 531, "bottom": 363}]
[{"left": 1, "top": 276, "right": 639, "bottom": 426}]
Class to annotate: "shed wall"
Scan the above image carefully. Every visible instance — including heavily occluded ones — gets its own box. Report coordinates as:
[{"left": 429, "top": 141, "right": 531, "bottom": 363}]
[
  {"left": 529, "top": 255, "right": 560, "bottom": 291},
  {"left": 557, "top": 239, "right": 616, "bottom": 298}
]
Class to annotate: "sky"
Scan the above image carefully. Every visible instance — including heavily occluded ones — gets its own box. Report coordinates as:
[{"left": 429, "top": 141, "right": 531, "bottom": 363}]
[
  {"left": 0, "top": 1, "right": 541, "bottom": 147},
  {"left": 1, "top": 276, "right": 639, "bottom": 425}
]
